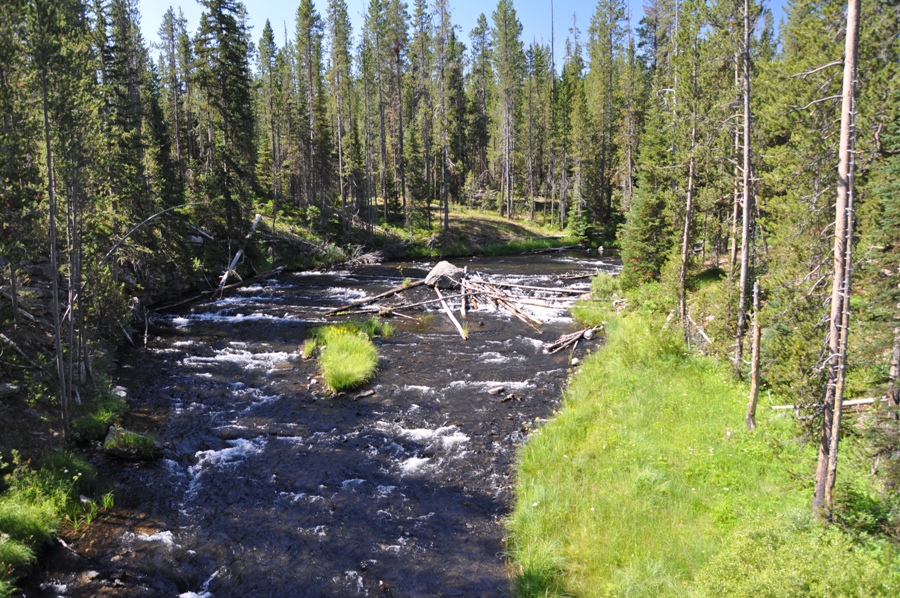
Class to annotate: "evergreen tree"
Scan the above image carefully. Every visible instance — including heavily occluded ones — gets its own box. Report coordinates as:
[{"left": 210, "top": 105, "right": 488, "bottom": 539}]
[
  {"left": 490, "top": 0, "right": 524, "bottom": 219},
  {"left": 194, "top": 0, "right": 256, "bottom": 240}
]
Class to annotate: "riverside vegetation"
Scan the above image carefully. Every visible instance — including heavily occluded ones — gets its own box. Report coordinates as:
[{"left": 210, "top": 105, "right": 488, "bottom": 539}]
[
  {"left": 1, "top": 0, "right": 899, "bottom": 594},
  {"left": 506, "top": 275, "right": 900, "bottom": 596}
]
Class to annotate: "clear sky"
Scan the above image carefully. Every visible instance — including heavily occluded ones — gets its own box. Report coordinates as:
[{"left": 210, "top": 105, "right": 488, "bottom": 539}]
[{"left": 137, "top": 0, "right": 785, "bottom": 69}]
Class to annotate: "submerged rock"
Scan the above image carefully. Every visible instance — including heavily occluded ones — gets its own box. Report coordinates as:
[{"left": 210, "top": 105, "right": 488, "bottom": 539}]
[
  {"left": 424, "top": 261, "right": 464, "bottom": 289},
  {"left": 0, "top": 383, "right": 19, "bottom": 399}
]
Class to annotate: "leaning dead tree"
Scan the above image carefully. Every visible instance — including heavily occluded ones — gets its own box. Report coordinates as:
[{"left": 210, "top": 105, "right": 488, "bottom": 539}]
[{"left": 324, "top": 260, "right": 594, "bottom": 340}]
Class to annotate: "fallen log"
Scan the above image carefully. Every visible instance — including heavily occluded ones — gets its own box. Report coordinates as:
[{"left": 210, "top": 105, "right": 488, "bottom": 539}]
[
  {"left": 472, "top": 278, "right": 587, "bottom": 295},
  {"left": 542, "top": 326, "right": 600, "bottom": 354},
  {"left": 323, "top": 279, "right": 425, "bottom": 316},
  {"left": 522, "top": 244, "right": 580, "bottom": 255},
  {"left": 217, "top": 213, "right": 263, "bottom": 298},
  {"left": 435, "top": 287, "right": 468, "bottom": 340},
  {"left": 771, "top": 397, "right": 885, "bottom": 410}
]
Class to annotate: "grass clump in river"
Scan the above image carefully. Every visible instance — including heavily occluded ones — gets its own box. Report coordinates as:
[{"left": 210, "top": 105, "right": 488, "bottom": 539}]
[
  {"left": 506, "top": 294, "right": 900, "bottom": 596},
  {"left": 306, "top": 318, "right": 389, "bottom": 392},
  {"left": 0, "top": 451, "right": 109, "bottom": 596}
]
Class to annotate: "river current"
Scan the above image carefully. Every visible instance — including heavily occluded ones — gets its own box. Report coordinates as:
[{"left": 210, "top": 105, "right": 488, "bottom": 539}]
[{"left": 32, "top": 252, "right": 619, "bottom": 597}]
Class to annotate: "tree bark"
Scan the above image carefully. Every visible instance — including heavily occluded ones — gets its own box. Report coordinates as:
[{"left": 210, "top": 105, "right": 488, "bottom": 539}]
[
  {"left": 812, "top": 0, "right": 860, "bottom": 519},
  {"left": 734, "top": 0, "right": 753, "bottom": 378},
  {"left": 747, "top": 280, "right": 761, "bottom": 430}
]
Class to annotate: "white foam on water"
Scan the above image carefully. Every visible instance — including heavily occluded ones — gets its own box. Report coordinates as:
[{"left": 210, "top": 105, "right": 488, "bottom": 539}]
[
  {"left": 399, "top": 456, "right": 431, "bottom": 475},
  {"left": 440, "top": 431, "right": 470, "bottom": 449},
  {"left": 400, "top": 385, "right": 434, "bottom": 395},
  {"left": 188, "top": 438, "right": 265, "bottom": 494},
  {"left": 173, "top": 340, "right": 195, "bottom": 347},
  {"left": 375, "top": 485, "right": 397, "bottom": 497},
  {"left": 122, "top": 530, "right": 178, "bottom": 547},
  {"left": 447, "top": 379, "right": 535, "bottom": 391},
  {"left": 477, "top": 351, "right": 524, "bottom": 364},
  {"left": 149, "top": 347, "right": 181, "bottom": 354},
  {"left": 182, "top": 347, "right": 295, "bottom": 372},
  {"left": 170, "top": 312, "right": 299, "bottom": 328},
  {"left": 342, "top": 478, "right": 365, "bottom": 488}
]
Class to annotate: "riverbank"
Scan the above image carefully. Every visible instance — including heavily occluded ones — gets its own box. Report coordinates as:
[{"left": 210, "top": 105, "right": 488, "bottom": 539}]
[
  {"left": 0, "top": 213, "right": 593, "bottom": 595},
  {"left": 505, "top": 280, "right": 900, "bottom": 596}
]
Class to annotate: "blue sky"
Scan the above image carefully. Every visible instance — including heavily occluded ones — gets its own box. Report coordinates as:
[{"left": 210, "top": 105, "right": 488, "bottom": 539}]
[{"left": 138, "top": 0, "right": 785, "bottom": 68}]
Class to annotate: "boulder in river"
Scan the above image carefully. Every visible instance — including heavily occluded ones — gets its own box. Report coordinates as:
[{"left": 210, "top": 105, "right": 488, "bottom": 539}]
[{"left": 424, "top": 261, "right": 464, "bottom": 289}]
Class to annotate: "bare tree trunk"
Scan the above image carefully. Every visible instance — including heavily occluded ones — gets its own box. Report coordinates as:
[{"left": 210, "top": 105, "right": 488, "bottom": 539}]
[
  {"left": 679, "top": 144, "right": 695, "bottom": 342},
  {"left": 729, "top": 53, "right": 740, "bottom": 278},
  {"left": 747, "top": 280, "right": 761, "bottom": 430},
  {"left": 734, "top": 0, "right": 753, "bottom": 378},
  {"left": 394, "top": 44, "right": 408, "bottom": 230},
  {"left": 40, "top": 69, "right": 70, "bottom": 438},
  {"left": 888, "top": 330, "right": 900, "bottom": 416},
  {"left": 813, "top": 0, "right": 860, "bottom": 519}
]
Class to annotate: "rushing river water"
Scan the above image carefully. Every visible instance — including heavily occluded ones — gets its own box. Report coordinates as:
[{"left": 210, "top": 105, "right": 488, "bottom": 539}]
[{"left": 31, "top": 252, "right": 619, "bottom": 597}]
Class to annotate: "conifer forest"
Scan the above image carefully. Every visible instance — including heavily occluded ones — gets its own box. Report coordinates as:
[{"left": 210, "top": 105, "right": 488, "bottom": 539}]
[{"left": 1, "top": 0, "right": 900, "bottom": 593}]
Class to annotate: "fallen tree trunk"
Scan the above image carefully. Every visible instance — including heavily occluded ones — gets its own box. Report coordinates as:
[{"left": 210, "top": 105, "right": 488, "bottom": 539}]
[
  {"left": 542, "top": 326, "right": 600, "bottom": 354},
  {"left": 435, "top": 287, "right": 468, "bottom": 339},
  {"left": 323, "top": 280, "right": 425, "bottom": 316}
]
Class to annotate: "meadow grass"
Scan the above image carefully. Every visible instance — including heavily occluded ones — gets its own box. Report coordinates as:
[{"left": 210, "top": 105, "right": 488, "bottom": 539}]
[{"left": 506, "top": 308, "right": 900, "bottom": 597}]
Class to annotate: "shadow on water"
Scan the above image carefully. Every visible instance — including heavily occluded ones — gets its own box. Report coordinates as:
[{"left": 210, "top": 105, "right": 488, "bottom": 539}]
[{"left": 29, "top": 252, "right": 620, "bottom": 597}]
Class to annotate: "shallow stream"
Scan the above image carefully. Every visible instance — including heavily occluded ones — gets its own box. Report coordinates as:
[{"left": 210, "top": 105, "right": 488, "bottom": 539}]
[{"left": 33, "top": 252, "right": 619, "bottom": 597}]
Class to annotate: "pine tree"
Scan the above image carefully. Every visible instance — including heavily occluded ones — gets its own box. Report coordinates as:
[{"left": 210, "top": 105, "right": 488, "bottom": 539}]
[
  {"left": 326, "top": 0, "right": 354, "bottom": 233},
  {"left": 490, "top": 0, "right": 524, "bottom": 219},
  {"left": 467, "top": 13, "right": 492, "bottom": 196},
  {"left": 194, "top": 0, "right": 256, "bottom": 240}
]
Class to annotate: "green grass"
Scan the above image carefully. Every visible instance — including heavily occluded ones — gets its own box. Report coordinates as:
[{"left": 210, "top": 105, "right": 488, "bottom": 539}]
[
  {"left": 0, "top": 451, "right": 105, "bottom": 593},
  {"left": 505, "top": 309, "right": 900, "bottom": 597},
  {"left": 72, "top": 391, "right": 129, "bottom": 443},
  {"left": 306, "top": 319, "right": 387, "bottom": 392}
]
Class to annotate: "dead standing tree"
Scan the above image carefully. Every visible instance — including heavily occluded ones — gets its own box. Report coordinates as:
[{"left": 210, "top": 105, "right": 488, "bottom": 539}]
[{"left": 812, "top": 0, "right": 861, "bottom": 520}]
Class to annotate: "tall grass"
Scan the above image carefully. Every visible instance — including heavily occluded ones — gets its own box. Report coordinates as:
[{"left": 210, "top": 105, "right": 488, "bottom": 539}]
[
  {"left": 307, "top": 319, "right": 387, "bottom": 392},
  {"left": 506, "top": 310, "right": 900, "bottom": 597},
  {"left": 0, "top": 451, "right": 104, "bottom": 595}
]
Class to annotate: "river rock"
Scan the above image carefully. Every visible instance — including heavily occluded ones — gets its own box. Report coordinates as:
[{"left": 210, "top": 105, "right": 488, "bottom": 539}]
[
  {"left": 583, "top": 329, "right": 593, "bottom": 340},
  {"left": 103, "top": 426, "right": 161, "bottom": 460},
  {"left": 0, "top": 383, "right": 19, "bottom": 399},
  {"left": 487, "top": 386, "right": 505, "bottom": 395},
  {"left": 424, "top": 261, "right": 464, "bottom": 289}
]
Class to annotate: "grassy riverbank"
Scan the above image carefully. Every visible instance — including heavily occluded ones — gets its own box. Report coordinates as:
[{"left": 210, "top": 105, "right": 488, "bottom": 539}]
[
  {"left": 506, "top": 288, "right": 900, "bottom": 596},
  {"left": 0, "top": 452, "right": 109, "bottom": 596}
]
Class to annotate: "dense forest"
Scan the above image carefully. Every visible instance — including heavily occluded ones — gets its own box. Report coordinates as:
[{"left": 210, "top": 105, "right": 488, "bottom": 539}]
[{"left": 0, "top": 0, "right": 899, "bottom": 546}]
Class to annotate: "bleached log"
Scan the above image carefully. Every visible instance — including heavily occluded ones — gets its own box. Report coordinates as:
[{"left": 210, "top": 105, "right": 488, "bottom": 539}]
[
  {"left": 323, "top": 280, "right": 425, "bottom": 316},
  {"left": 435, "top": 287, "right": 468, "bottom": 340}
]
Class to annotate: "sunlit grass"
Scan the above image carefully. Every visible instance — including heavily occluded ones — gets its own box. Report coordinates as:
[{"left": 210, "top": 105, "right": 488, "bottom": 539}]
[
  {"left": 306, "top": 318, "right": 389, "bottom": 392},
  {"left": 0, "top": 451, "right": 107, "bottom": 593},
  {"left": 506, "top": 308, "right": 900, "bottom": 596}
]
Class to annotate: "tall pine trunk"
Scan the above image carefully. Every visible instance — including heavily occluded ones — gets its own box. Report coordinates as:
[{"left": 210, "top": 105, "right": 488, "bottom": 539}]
[{"left": 812, "top": 0, "right": 861, "bottom": 519}]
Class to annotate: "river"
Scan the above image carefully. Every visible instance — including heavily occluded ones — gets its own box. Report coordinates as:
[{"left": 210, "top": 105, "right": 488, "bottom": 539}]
[{"left": 31, "top": 252, "right": 619, "bottom": 597}]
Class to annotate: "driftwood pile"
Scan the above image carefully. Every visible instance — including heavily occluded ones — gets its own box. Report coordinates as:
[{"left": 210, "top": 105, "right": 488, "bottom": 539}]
[{"left": 325, "top": 260, "right": 599, "bottom": 348}]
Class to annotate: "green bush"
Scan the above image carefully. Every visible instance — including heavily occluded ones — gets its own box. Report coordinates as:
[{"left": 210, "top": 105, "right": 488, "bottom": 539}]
[{"left": 590, "top": 273, "right": 620, "bottom": 300}]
